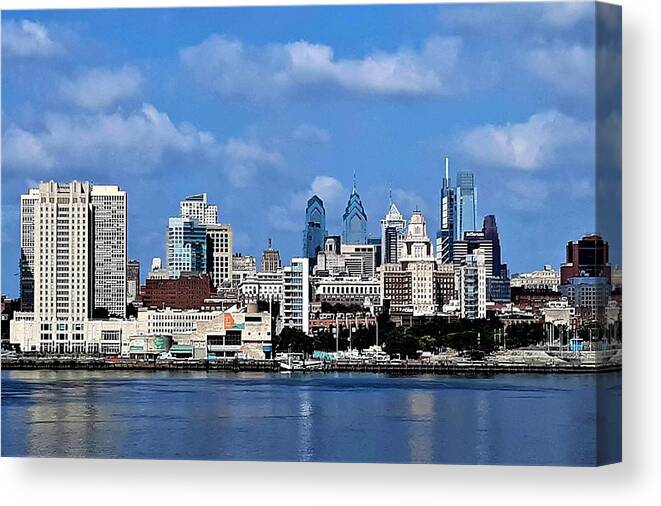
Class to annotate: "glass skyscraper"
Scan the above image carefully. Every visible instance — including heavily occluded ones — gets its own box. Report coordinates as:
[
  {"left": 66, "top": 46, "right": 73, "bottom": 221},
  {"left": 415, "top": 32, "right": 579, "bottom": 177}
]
[
  {"left": 436, "top": 157, "right": 456, "bottom": 264},
  {"left": 303, "top": 195, "right": 327, "bottom": 261},
  {"left": 166, "top": 217, "right": 207, "bottom": 278},
  {"left": 456, "top": 170, "right": 477, "bottom": 240},
  {"left": 342, "top": 175, "right": 368, "bottom": 245}
]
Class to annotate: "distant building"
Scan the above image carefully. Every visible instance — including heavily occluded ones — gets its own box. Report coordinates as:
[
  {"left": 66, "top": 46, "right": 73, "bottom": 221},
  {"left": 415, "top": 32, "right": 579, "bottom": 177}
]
[
  {"left": 180, "top": 193, "right": 218, "bottom": 225},
  {"left": 400, "top": 210, "right": 437, "bottom": 314},
  {"left": 435, "top": 263, "right": 456, "bottom": 305},
  {"left": 280, "top": 258, "right": 309, "bottom": 334},
  {"left": 380, "top": 263, "right": 413, "bottom": 313},
  {"left": 166, "top": 217, "right": 207, "bottom": 278},
  {"left": 312, "top": 276, "right": 380, "bottom": 307},
  {"left": 239, "top": 271, "right": 284, "bottom": 304},
  {"left": 560, "top": 234, "right": 611, "bottom": 284},
  {"left": 560, "top": 276, "right": 611, "bottom": 322},
  {"left": 261, "top": 238, "right": 281, "bottom": 273},
  {"left": 511, "top": 265, "right": 560, "bottom": 292},
  {"left": 342, "top": 175, "right": 368, "bottom": 245},
  {"left": 206, "top": 223, "right": 233, "bottom": 289},
  {"left": 19, "top": 188, "right": 39, "bottom": 312},
  {"left": 341, "top": 243, "right": 377, "bottom": 278},
  {"left": 303, "top": 195, "right": 327, "bottom": 262},
  {"left": 436, "top": 157, "right": 456, "bottom": 265},
  {"left": 148, "top": 257, "right": 168, "bottom": 280},
  {"left": 231, "top": 253, "right": 257, "bottom": 287},
  {"left": 380, "top": 197, "right": 407, "bottom": 264},
  {"left": 455, "top": 170, "right": 478, "bottom": 240},
  {"left": 127, "top": 260, "right": 141, "bottom": 303},
  {"left": 142, "top": 273, "right": 213, "bottom": 310}
]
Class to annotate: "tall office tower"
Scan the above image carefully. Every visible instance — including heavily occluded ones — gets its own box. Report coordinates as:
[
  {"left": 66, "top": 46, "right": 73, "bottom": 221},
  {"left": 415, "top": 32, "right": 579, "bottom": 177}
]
[
  {"left": 400, "top": 210, "right": 437, "bottom": 314},
  {"left": 126, "top": 260, "right": 141, "bottom": 303},
  {"left": 342, "top": 174, "right": 368, "bottom": 245},
  {"left": 455, "top": 248, "right": 487, "bottom": 319},
  {"left": 482, "top": 215, "right": 504, "bottom": 277},
  {"left": 455, "top": 170, "right": 477, "bottom": 240},
  {"left": 560, "top": 234, "right": 611, "bottom": 284},
  {"left": 380, "top": 195, "right": 407, "bottom": 264},
  {"left": 303, "top": 195, "right": 327, "bottom": 261},
  {"left": 91, "top": 185, "right": 127, "bottom": 317},
  {"left": 261, "top": 238, "right": 281, "bottom": 273},
  {"left": 206, "top": 223, "right": 233, "bottom": 289},
  {"left": 32, "top": 181, "right": 94, "bottom": 324},
  {"left": 281, "top": 257, "right": 309, "bottom": 334},
  {"left": 436, "top": 157, "right": 456, "bottom": 264},
  {"left": 166, "top": 217, "right": 207, "bottom": 278},
  {"left": 19, "top": 188, "right": 40, "bottom": 311},
  {"left": 180, "top": 193, "right": 218, "bottom": 225}
]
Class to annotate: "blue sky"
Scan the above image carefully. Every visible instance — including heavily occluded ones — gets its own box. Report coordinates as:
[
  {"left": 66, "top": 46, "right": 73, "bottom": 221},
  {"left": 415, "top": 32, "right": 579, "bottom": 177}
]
[{"left": 2, "top": 3, "right": 614, "bottom": 295}]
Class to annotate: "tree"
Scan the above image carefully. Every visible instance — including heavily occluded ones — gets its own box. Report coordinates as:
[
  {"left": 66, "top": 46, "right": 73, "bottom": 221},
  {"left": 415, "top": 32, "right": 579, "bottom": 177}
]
[
  {"left": 506, "top": 322, "right": 545, "bottom": 349},
  {"left": 273, "top": 327, "right": 311, "bottom": 354}
]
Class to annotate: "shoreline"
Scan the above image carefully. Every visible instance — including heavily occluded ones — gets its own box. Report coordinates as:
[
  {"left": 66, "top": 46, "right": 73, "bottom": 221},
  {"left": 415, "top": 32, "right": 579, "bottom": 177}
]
[{"left": 1, "top": 357, "right": 622, "bottom": 375}]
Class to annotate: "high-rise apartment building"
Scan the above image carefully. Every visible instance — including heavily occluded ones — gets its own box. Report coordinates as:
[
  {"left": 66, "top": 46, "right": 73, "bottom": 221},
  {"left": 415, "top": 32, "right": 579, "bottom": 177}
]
[
  {"left": 281, "top": 257, "right": 309, "bottom": 334},
  {"left": 32, "top": 181, "right": 95, "bottom": 325},
  {"left": 303, "top": 195, "right": 327, "bottom": 262},
  {"left": 166, "top": 217, "right": 207, "bottom": 278},
  {"left": 455, "top": 248, "right": 487, "bottom": 319},
  {"left": 342, "top": 175, "right": 368, "bottom": 245},
  {"left": 91, "top": 185, "right": 127, "bottom": 317},
  {"left": 206, "top": 223, "right": 233, "bottom": 289},
  {"left": 436, "top": 157, "right": 456, "bottom": 264},
  {"left": 261, "top": 238, "right": 281, "bottom": 273},
  {"left": 180, "top": 193, "right": 218, "bottom": 225}
]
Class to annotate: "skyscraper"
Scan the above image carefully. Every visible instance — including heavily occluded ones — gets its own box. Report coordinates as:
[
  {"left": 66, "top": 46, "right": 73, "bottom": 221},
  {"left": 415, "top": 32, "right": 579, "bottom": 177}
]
[
  {"left": 342, "top": 174, "right": 368, "bottom": 245},
  {"left": 456, "top": 170, "right": 477, "bottom": 240},
  {"left": 91, "top": 185, "right": 127, "bottom": 317},
  {"left": 560, "top": 234, "right": 611, "bottom": 284},
  {"left": 180, "top": 193, "right": 218, "bottom": 225},
  {"left": 380, "top": 192, "right": 407, "bottom": 264},
  {"left": 32, "top": 181, "right": 94, "bottom": 324},
  {"left": 482, "top": 214, "right": 505, "bottom": 278},
  {"left": 436, "top": 157, "right": 456, "bottom": 264},
  {"left": 19, "top": 188, "right": 39, "bottom": 311},
  {"left": 303, "top": 195, "right": 327, "bottom": 260},
  {"left": 166, "top": 218, "right": 207, "bottom": 278},
  {"left": 261, "top": 238, "right": 281, "bottom": 273},
  {"left": 455, "top": 248, "right": 487, "bottom": 319},
  {"left": 400, "top": 210, "right": 437, "bottom": 314},
  {"left": 206, "top": 223, "right": 233, "bottom": 288}
]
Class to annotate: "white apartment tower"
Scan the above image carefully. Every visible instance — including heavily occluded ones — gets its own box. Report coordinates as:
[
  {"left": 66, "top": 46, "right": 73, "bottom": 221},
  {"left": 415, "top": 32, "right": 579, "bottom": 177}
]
[
  {"left": 455, "top": 248, "right": 487, "bottom": 319},
  {"left": 380, "top": 196, "right": 407, "bottom": 264},
  {"left": 33, "top": 181, "right": 94, "bottom": 324},
  {"left": 180, "top": 193, "right": 218, "bottom": 225},
  {"left": 91, "top": 185, "right": 127, "bottom": 317},
  {"left": 281, "top": 257, "right": 309, "bottom": 334},
  {"left": 400, "top": 210, "right": 437, "bottom": 314}
]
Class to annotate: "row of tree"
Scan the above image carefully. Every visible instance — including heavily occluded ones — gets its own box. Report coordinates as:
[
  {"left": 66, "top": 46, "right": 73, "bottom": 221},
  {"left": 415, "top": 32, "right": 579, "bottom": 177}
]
[{"left": 272, "top": 316, "right": 546, "bottom": 358}]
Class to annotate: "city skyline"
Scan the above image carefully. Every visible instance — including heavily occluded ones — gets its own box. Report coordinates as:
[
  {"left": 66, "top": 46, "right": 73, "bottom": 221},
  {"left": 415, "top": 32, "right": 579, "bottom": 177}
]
[{"left": 2, "top": 3, "right": 610, "bottom": 297}]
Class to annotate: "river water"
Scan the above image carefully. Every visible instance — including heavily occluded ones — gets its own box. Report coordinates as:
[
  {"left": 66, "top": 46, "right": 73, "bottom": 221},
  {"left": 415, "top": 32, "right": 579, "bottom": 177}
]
[{"left": 1, "top": 370, "right": 621, "bottom": 465}]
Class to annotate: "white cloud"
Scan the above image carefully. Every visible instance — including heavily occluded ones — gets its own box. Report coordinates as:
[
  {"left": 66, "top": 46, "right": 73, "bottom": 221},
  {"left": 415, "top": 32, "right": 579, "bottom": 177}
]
[
  {"left": 505, "top": 178, "right": 551, "bottom": 211},
  {"left": 266, "top": 205, "right": 301, "bottom": 232},
  {"left": 310, "top": 176, "right": 344, "bottom": 204},
  {"left": 525, "top": 43, "right": 594, "bottom": 95},
  {"left": 2, "top": 19, "right": 64, "bottom": 58},
  {"left": 221, "top": 138, "right": 283, "bottom": 188},
  {"left": 180, "top": 34, "right": 462, "bottom": 101},
  {"left": 59, "top": 66, "right": 143, "bottom": 110},
  {"left": 457, "top": 110, "right": 593, "bottom": 170},
  {"left": 292, "top": 124, "right": 330, "bottom": 144},
  {"left": 2, "top": 104, "right": 220, "bottom": 174}
]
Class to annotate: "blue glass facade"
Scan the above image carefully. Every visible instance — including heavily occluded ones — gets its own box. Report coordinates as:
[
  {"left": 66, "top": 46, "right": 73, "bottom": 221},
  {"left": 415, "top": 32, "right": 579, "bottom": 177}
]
[
  {"left": 342, "top": 179, "right": 368, "bottom": 245},
  {"left": 303, "top": 195, "right": 327, "bottom": 260},
  {"left": 167, "top": 217, "right": 207, "bottom": 278}
]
